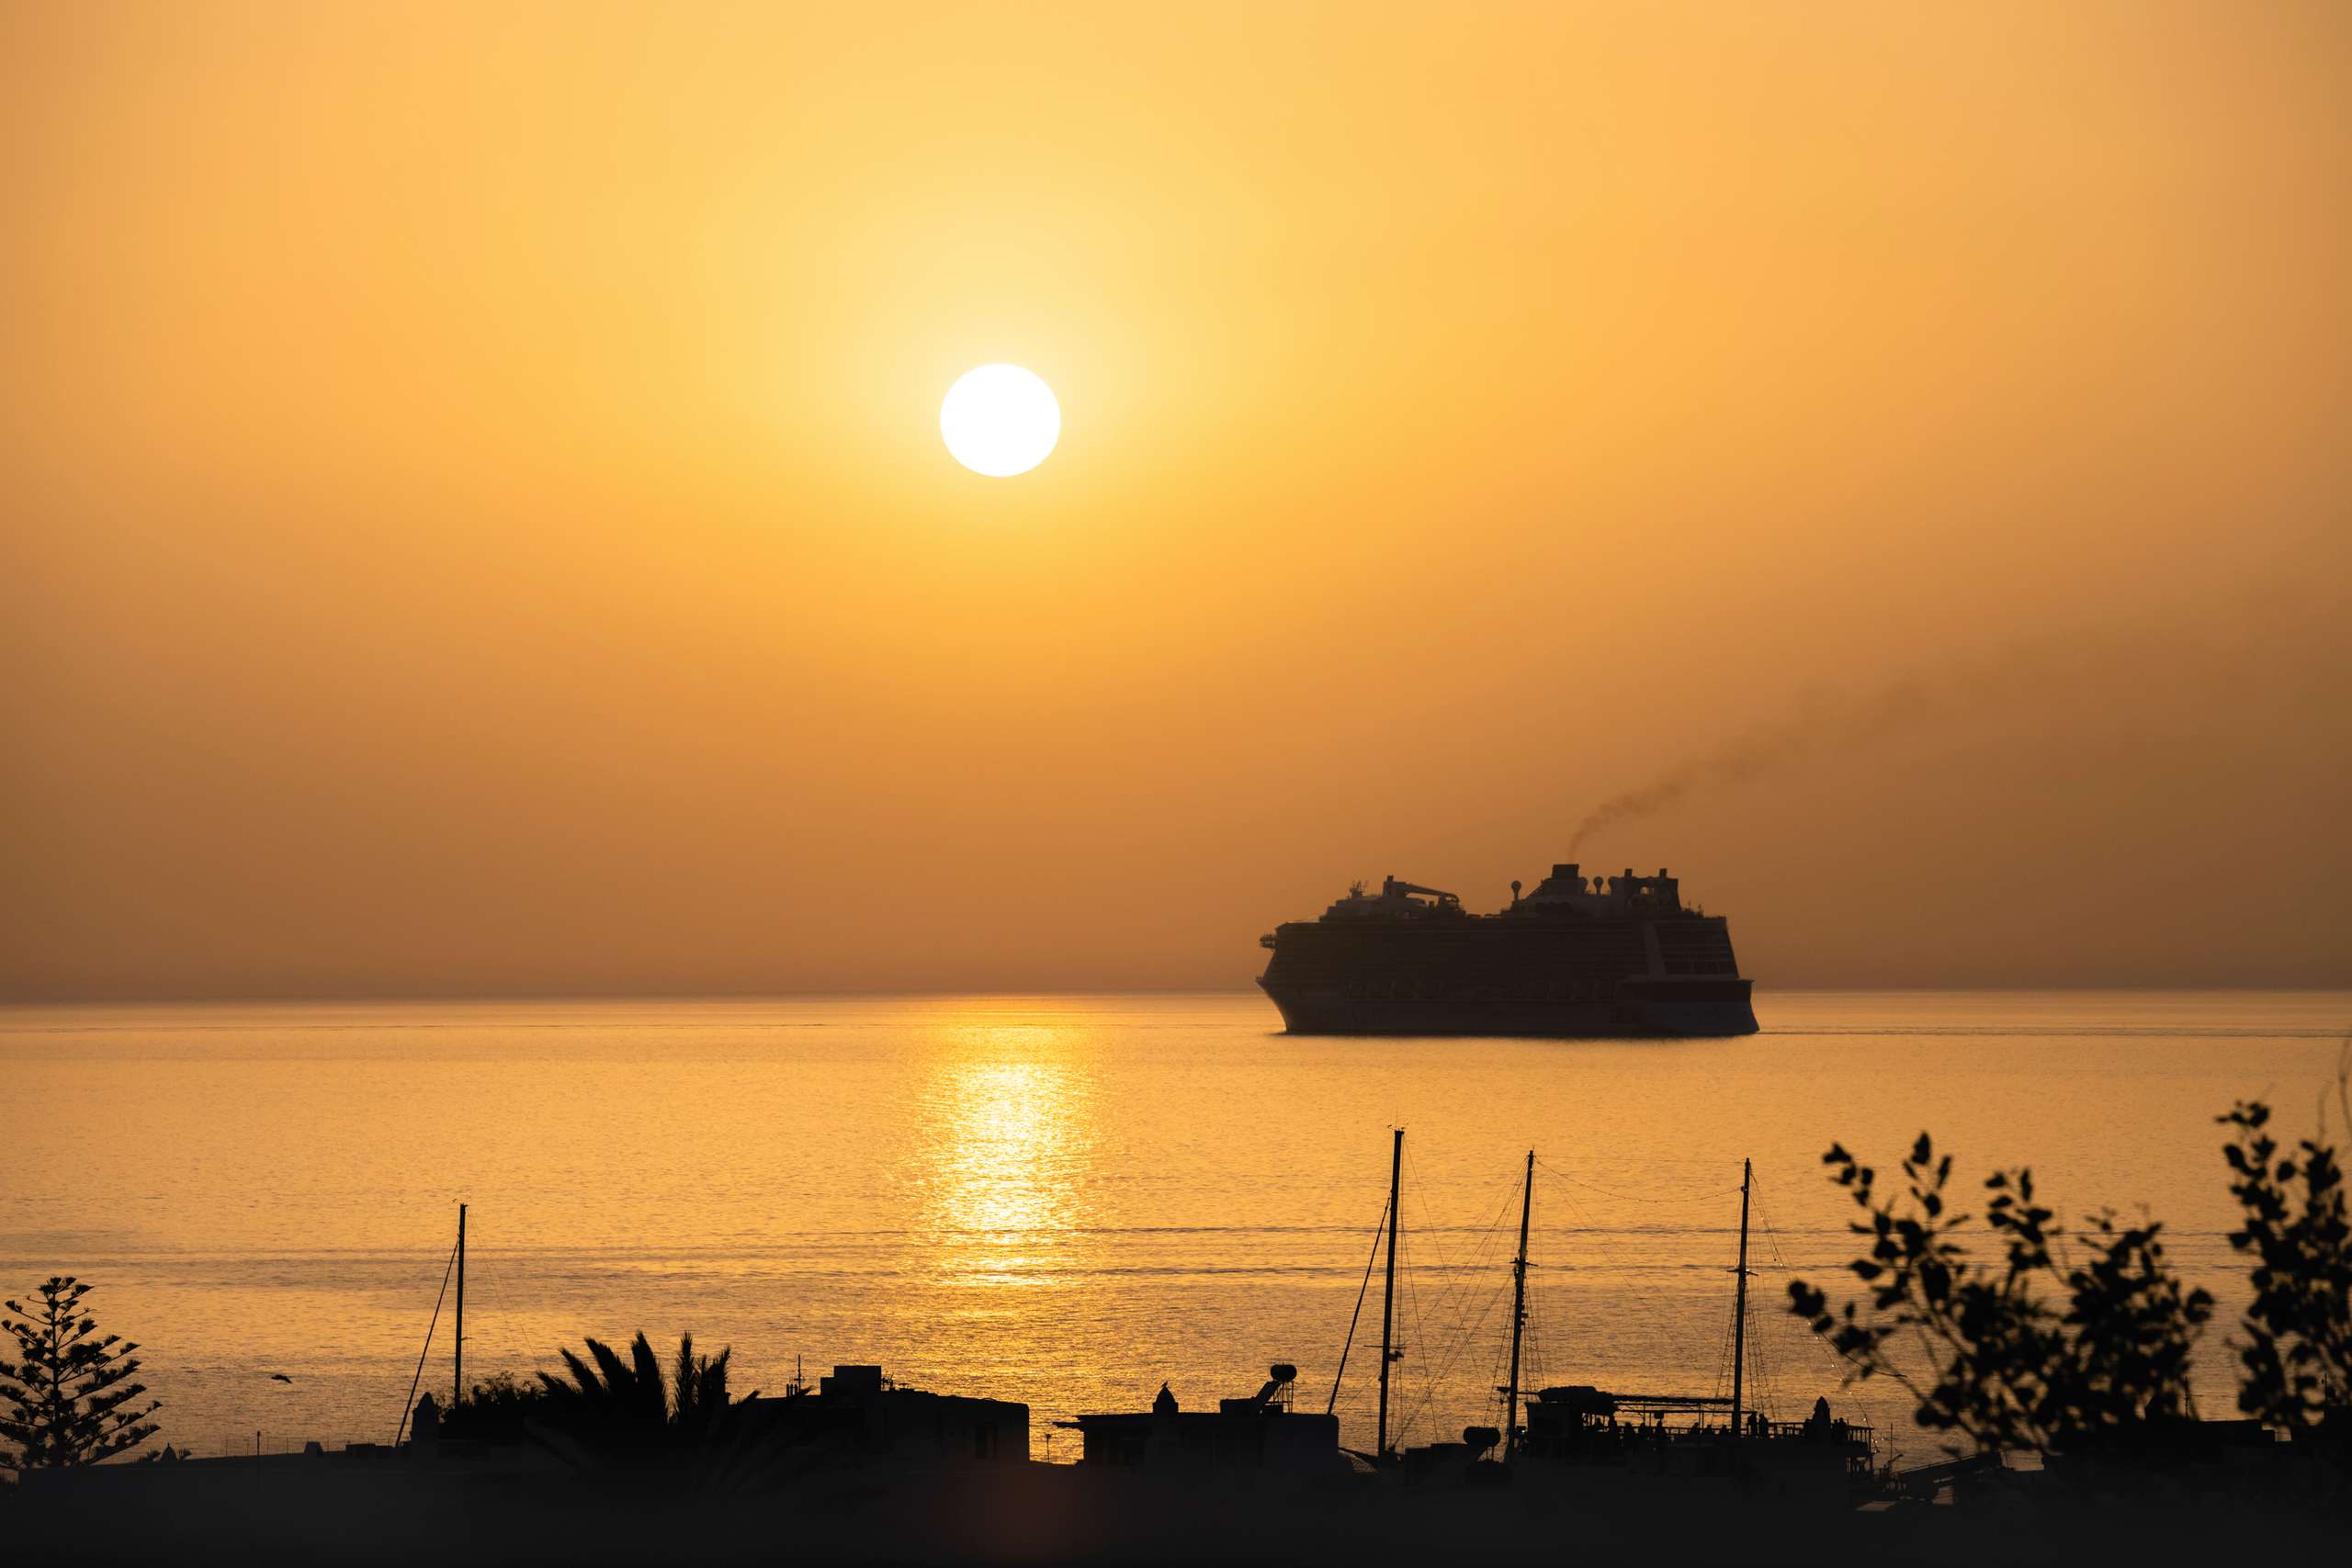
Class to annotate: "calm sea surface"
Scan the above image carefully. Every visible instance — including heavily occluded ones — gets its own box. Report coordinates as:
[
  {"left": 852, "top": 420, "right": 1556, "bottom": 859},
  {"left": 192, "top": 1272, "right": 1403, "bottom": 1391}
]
[{"left": 4, "top": 991, "right": 2346, "bottom": 1465}]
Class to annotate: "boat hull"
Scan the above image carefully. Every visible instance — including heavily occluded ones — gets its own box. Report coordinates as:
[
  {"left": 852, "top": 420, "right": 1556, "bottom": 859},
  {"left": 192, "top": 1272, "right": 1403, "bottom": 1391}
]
[{"left": 1258, "top": 980, "right": 1757, "bottom": 1038}]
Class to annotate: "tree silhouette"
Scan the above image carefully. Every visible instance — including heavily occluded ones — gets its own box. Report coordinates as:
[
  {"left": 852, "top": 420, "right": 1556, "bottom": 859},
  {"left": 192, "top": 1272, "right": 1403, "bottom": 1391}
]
[
  {"left": 0, "top": 1277, "right": 162, "bottom": 1471},
  {"left": 442, "top": 1371, "right": 549, "bottom": 1442},
  {"left": 2222, "top": 1092, "right": 2352, "bottom": 1430},
  {"left": 522, "top": 1330, "right": 789, "bottom": 1489},
  {"left": 1787, "top": 1134, "right": 2212, "bottom": 1456},
  {"left": 665, "top": 1333, "right": 733, "bottom": 1443},
  {"left": 534, "top": 1331, "right": 731, "bottom": 1444}
]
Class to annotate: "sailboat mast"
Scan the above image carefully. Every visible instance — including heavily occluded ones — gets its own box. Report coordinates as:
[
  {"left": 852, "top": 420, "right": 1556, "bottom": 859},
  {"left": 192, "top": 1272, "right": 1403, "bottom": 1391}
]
[
  {"left": 453, "top": 1202, "right": 466, "bottom": 1407},
  {"left": 1730, "top": 1158, "right": 1751, "bottom": 1435},
  {"left": 1502, "top": 1148, "right": 1533, "bottom": 1462},
  {"left": 1376, "top": 1127, "right": 1403, "bottom": 1461}
]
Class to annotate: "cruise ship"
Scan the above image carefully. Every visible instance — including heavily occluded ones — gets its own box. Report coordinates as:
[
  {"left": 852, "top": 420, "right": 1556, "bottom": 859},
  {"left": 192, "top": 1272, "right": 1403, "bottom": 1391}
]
[{"left": 1255, "top": 862, "right": 1758, "bottom": 1036}]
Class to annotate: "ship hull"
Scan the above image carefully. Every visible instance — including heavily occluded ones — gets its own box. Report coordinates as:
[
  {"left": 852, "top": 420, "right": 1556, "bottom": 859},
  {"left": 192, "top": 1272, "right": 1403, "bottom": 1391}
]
[
  {"left": 1257, "top": 866, "right": 1758, "bottom": 1038},
  {"left": 1258, "top": 979, "right": 1757, "bottom": 1038}
]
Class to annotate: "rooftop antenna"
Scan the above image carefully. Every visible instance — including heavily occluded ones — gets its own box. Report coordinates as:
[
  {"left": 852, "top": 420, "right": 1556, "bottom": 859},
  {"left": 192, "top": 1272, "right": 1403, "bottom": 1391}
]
[
  {"left": 1500, "top": 1148, "right": 1533, "bottom": 1463},
  {"left": 1376, "top": 1126, "right": 1403, "bottom": 1462}
]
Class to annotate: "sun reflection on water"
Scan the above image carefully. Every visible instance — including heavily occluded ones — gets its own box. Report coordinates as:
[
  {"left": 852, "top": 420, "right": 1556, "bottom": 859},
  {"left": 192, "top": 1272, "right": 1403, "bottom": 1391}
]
[{"left": 912, "top": 1021, "right": 1101, "bottom": 1290}]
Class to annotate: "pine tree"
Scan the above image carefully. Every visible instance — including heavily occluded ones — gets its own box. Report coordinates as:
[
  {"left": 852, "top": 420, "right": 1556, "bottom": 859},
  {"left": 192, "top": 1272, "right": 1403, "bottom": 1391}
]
[{"left": 0, "top": 1276, "right": 163, "bottom": 1470}]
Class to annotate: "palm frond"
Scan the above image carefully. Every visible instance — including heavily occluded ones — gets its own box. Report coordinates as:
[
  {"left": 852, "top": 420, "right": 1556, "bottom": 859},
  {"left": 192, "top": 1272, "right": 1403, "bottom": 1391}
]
[
  {"left": 626, "top": 1332, "right": 665, "bottom": 1427},
  {"left": 586, "top": 1336, "right": 631, "bottom": 1394}
]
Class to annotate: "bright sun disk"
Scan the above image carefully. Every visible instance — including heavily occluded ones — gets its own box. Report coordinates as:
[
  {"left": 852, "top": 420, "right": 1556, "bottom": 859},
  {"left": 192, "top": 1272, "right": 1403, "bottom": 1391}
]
[{"left": 941, "top": 364, "right": 1060, "bottom": 477}]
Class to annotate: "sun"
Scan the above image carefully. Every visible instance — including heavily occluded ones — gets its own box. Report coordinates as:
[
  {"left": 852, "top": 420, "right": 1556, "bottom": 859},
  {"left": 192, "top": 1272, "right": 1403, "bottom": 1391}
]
[{"left": 940, "top": 364, "right": 1060, "bottom": 477}]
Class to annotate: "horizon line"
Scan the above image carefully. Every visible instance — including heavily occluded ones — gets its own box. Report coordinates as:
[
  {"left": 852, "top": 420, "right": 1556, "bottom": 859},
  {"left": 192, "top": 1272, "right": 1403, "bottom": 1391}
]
[{"left": 6, "top": 981, "right": 2351, "bottom": 1010}]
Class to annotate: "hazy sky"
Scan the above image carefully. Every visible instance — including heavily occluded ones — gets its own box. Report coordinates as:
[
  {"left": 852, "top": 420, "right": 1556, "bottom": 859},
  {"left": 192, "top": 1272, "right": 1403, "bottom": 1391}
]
[{"left": 5, "top": 1, "right": 2347, "bottom": 998}]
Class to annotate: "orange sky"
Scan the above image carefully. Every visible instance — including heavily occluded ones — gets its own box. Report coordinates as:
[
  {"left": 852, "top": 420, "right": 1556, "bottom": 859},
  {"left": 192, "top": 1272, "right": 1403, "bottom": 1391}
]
[{"left": 4, "top": 1, "right": 2347, "bottom": 998}]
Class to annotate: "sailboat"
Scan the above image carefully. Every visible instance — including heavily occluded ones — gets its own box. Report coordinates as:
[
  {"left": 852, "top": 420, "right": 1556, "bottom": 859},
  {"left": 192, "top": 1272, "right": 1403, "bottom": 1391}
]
[
  {"left": 1329, "top": 1137, "right": 1875, "bottom": 1502},
  {"left": 392, "top": 1202, "right": 468, "bottom": 1448},
  {"left": 1327, "top": 1133, "right": 1521, "bottom": 1479},
  {"left": 1326, "top": 1127, "right": 1408, "bottom": 1467},
  {"left": 1513, "top": 1159, "right": 1878, "bottom": 1505}
]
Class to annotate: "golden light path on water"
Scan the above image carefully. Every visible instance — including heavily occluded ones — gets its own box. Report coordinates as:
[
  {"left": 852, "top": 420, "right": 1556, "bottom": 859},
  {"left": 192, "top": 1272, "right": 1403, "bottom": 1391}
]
[
  {"left": 3, "top": 991, "right": 2346, "bottom": 1463},
  {"left": 918, "top": 1036, "right": 1101, "bottom": 1290}
]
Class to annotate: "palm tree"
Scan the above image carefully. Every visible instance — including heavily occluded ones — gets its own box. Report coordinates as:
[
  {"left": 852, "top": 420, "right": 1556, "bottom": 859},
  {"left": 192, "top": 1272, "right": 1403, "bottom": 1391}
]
[
  {"left": 536, "top": 1332, "right": 671, "bottom": 1450},
  {"left": 668, "top": 1334, "right": 732, "bottom": 1441},
  {"left": 526, "top": 1331, "right": 783, "bottom": 1489}
]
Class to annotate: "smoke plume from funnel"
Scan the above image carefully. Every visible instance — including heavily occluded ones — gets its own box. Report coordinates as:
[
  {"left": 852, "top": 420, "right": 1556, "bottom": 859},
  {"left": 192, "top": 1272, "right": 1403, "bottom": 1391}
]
[
  {"left": 1567, "top": 679, "right": 1943, "bottom": 855},
  {"left": 1564, "top": 626, "right": 2234, "bottom": 857}
]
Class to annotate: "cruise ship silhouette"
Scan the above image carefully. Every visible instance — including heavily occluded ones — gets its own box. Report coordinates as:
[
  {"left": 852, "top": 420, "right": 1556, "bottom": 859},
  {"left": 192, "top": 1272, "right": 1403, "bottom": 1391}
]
[{"left": 1256, "top": 863, "right": 1758, "bottom": 1036}]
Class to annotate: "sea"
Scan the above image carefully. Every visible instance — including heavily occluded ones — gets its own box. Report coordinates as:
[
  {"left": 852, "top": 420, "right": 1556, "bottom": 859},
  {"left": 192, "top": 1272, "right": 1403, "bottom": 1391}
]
[{"left": 4, "top": 990, "right": 2345, "bottom": 1467}]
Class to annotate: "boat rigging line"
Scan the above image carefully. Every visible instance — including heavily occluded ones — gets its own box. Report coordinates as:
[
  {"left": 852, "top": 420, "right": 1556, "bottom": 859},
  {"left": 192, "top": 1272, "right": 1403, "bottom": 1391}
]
[
  {"left": 1394, "top": 1266, "right": 1512, "bottom": 1446},
  {"left": 390, "top": 1208, "right": 463, "bottom": 1448},
  {"left": 1532, "top": 1156, "right": 1741, "bottom": 1208},
  {"left": 1338, "top": 1129, "right": 1523, "bottom": 1458},
  {"left": 1390, "top": 1156, "right": 1530, "bottom": 1448},
  {"left": 1326, "top": 1190, "right": 1392, "bottom": 1415},
  {"left": 1747, "top": 1169, "right": 1862, "bottom": 1404}
]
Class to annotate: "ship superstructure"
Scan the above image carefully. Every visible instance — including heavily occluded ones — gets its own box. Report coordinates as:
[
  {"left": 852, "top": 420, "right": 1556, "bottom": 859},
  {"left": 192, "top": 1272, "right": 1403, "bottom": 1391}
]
[{"left": 1255, "top": 862, "right": 1757, "bottom": 1036}]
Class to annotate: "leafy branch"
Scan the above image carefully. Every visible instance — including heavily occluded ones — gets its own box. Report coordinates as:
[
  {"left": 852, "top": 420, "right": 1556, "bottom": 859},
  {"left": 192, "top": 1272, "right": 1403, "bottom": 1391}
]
[
  {"left": 1788, "top": 1133, "right": 2211, "bottom": 1456},
  {"left": 2221, "top": 1074, "right": 2351, "bottom": 1429}
]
